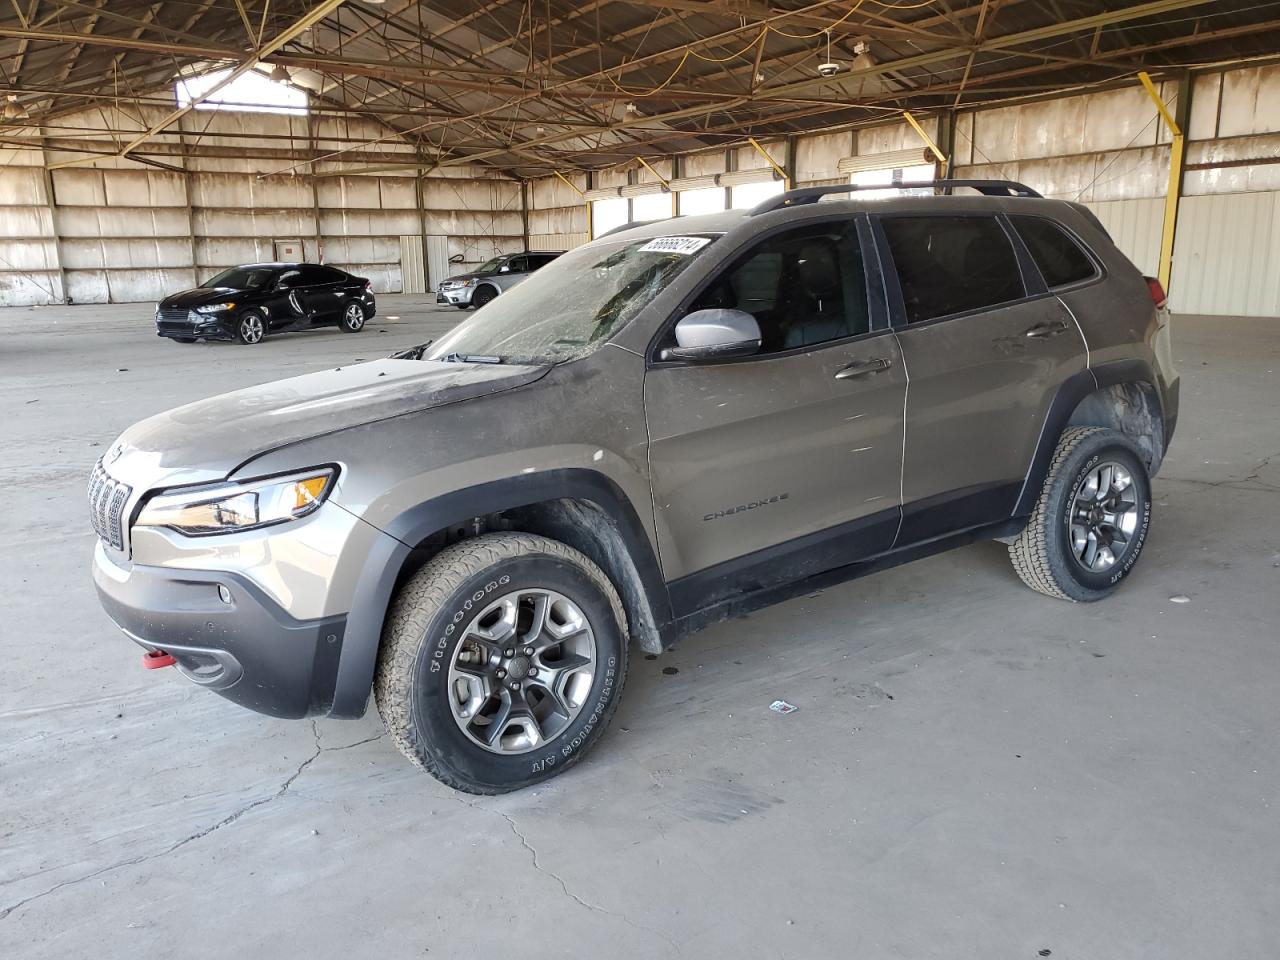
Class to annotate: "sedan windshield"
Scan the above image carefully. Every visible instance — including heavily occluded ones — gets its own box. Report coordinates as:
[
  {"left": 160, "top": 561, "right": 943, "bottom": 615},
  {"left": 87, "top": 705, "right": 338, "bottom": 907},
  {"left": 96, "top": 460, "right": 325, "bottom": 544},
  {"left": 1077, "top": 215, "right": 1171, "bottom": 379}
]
[
  {"left": 425, "top": 235, "right": 717, "bottom": 365},
  {"left": 202, "top": 267, "right": 274, "bottom": 290}
]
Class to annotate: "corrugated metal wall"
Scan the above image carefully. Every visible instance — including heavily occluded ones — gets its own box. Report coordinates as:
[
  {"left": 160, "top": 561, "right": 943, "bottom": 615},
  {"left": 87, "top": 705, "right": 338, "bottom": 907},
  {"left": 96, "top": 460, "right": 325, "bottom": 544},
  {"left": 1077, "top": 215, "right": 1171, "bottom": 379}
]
[
  {"left": 1172, "top": 191, "right": 1280, "bottom": 316},
  {"left": 6, "top": 62, "right": 1280, "bottom": 314},
  {"left": 0, "top": 103, "right": 529, "bottom": 305}
]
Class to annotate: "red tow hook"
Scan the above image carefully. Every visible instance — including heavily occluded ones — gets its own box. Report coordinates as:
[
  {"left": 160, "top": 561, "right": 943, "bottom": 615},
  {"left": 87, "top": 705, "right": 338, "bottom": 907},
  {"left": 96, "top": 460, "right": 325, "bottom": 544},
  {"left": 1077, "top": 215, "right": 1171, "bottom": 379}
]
[{"left": 142, "top": 650, "right": 177, "bottom": 669}]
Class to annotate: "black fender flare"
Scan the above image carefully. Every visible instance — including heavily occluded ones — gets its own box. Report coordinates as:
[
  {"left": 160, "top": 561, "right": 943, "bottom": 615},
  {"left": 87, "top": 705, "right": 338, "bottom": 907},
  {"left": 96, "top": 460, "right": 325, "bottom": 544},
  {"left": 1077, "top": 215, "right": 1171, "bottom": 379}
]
[
  {"left": 1013, "top": 359, "right": 1164, "bottom": 516},
  {"left": 328, "top": 469, "right": 668, "bottom": 718}
]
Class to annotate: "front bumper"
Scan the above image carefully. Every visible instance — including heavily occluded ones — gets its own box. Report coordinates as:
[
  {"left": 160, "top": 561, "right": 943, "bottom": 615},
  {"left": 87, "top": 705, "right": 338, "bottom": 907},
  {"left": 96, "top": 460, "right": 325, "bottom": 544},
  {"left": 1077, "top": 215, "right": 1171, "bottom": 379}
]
[
  {"left": 436, "top": 286, "right": 473, "bottom": 305},
  {"left": 93, "top": 542, "right": 346, "bottom": 718},
  {"left": 155, "top": 313, "right": 236, "bottom": 341}
]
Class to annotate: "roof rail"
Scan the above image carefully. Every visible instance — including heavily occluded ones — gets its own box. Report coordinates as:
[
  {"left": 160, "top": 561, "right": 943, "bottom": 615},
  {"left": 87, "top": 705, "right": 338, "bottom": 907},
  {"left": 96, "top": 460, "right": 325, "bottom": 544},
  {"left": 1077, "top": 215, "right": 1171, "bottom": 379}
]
[{"left": 750, "top": 179, "right": 1043, "bottom": 214}]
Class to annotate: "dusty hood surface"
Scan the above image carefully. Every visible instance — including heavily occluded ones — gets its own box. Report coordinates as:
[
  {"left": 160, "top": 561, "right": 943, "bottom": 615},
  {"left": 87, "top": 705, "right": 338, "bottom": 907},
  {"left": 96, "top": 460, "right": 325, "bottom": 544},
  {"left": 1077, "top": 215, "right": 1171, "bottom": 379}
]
[{"left": 110, "top": 358, "right": 547, "bottom": 482}]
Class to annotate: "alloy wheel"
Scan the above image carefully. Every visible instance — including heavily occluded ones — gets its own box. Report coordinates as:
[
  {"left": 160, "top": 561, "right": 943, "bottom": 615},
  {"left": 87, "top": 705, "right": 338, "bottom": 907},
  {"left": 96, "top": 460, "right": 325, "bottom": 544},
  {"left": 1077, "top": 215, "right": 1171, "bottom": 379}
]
[
  {"left": 239, "top": 314, "right": 264, "bottom": 344},
  {"left": 1068, "top": 460, "right": 1139, "bottom": 572},
  {"left": 446, "top": 588, "right": 597, "bottom": 754},
  {"left": 344, "top": 303, "right": 365, "bottom": 330}
]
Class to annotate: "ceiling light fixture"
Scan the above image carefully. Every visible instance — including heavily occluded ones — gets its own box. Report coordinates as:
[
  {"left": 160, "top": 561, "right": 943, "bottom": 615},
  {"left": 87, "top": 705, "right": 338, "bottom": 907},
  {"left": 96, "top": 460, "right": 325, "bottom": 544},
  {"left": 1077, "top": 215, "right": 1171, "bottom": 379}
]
[
  {"left": 852, "top": 40, "right": 877, "bottom": 72},
  {"left": 817, "top": 29, "right": 841, "bottom": 79},
  {"left": 269, "top": 63, "right": 292, "bottom": 85},
  {"left": 3, "top": 95, "right": 29, "bottom": 120}
]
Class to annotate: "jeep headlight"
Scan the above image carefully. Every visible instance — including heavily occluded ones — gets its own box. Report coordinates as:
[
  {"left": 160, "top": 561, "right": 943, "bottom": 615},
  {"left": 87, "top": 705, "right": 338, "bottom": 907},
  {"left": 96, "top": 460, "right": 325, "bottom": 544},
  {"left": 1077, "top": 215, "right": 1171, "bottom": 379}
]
[
  {"left": 194, "top": 302, "right": 236, "bottom": 313},
  {"left": 135, "top": 467, "right": 336, "bottom": 536}
]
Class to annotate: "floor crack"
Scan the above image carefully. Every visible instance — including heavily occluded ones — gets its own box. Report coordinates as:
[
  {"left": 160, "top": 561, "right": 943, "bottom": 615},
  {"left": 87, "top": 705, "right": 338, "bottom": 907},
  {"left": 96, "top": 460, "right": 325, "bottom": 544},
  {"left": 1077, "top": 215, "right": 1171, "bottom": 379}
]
[
  {"left": 432, "top": 791, "right": 683, "bottom": 956},
  {"left": 0, "top": 724, "right": 325, "bottom": 922}
]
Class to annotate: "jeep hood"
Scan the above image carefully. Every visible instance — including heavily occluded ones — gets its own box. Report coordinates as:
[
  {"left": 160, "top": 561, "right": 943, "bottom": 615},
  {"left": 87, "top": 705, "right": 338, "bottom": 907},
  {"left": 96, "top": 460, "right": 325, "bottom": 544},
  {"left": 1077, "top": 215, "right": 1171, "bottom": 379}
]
[{"left": 110, "top": 359, "right": 548, "bottom": 483}]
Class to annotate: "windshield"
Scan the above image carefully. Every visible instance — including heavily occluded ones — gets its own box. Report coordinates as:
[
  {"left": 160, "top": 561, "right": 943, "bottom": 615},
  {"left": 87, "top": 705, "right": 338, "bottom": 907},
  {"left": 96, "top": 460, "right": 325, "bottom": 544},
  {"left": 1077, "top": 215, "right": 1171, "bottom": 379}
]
[
  {"left": 202, "top": 267, "right": 274, "bottom": 290},
  {"left": 472, "top": 256, "right": 507, "bottom": 276},
  {"left": 425, "top": 235, "right": 717, "bottom": 364}
]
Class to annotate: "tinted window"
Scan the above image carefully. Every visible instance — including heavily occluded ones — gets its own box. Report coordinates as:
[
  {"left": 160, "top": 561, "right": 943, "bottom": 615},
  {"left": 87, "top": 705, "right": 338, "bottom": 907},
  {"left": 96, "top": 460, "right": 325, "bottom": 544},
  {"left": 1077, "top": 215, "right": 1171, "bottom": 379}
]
[
  {"left": 881, "top": 216, "right": 1025, "bottom": 324},
  {"left": 506, "top": 257, "right": 528, "bottom": 273},
  {"left": 688, "top": 220, "right": 869, "bottom": 353},
  {"left": 1012, "top": 216, "right": 1097, "bottom": 288},
  {"left": 202, "top": 267, "right": 274, "bottom": 289}
]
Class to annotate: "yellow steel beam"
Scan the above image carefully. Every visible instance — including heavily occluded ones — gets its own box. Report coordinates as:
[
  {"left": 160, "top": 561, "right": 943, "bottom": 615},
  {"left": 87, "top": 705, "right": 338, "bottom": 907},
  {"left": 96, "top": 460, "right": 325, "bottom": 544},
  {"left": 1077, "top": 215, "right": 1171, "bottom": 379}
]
[
  {"left": 553, "top": 169, "right": 586, "bottom": 198},
  {"left": 1139, "top": 71, "right": 1184, "bottom": 290},
  {"left": 747, "top": 136, "right": 789, "bottom": 188},
  {"left": 636, "top": 156, "right": 671, "bottom": 191},
  {"left": 903, "top": 110, "right": 947, "bottom": 165}
]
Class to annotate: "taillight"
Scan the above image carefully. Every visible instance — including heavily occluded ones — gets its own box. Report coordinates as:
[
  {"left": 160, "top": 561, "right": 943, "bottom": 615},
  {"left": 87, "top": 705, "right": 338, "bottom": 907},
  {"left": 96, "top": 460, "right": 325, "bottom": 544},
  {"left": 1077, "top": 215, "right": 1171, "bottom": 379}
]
[{"left": 1145, "top": 276, "right": 1168, "bottom": 309}]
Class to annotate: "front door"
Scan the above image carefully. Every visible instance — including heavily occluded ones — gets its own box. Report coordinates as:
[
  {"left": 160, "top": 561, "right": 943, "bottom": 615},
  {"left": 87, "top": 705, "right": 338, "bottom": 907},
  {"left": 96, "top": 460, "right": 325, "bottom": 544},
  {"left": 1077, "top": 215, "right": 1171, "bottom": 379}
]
[
  {"left": 644, "top": 217, "right": 907, "bottom": 615},
  {"left": 874, "top": 213, "right": 1088, "bottom": 543}
]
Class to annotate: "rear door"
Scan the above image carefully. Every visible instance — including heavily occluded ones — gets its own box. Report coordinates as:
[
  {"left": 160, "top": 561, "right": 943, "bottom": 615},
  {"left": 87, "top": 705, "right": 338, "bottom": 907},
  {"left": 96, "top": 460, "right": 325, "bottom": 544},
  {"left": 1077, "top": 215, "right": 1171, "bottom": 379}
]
[
  {"left": 644, "top": 216, "right": 907, "bottom": 614},
  {"left": 875, "top": 213, "right": 1088, "bottom": 543},
  {"left": 297, "top": 265, "right": 346, "bottom": 322}
]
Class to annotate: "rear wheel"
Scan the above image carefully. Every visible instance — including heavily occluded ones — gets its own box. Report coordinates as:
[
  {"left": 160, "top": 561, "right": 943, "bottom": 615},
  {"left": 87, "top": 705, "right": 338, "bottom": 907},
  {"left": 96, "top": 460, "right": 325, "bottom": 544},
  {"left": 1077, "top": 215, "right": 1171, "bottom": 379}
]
[
  {"left": 471, "top": 285, "right": 497, "bottom": 309},
  {"left": 339, "top": 301, "right": 367, "bottom": 333},
  {"left": 172, "top": 337, "right": 196, "bottom": 344},
  {"left": 1008, "top": 426, "right": 1152, "bottom": 601},
  {"left": 235, "top": 311, "right": 266, "bottom": 345},
  {"left": 375, "top": 533, "right": 628, "bottom": 794}
]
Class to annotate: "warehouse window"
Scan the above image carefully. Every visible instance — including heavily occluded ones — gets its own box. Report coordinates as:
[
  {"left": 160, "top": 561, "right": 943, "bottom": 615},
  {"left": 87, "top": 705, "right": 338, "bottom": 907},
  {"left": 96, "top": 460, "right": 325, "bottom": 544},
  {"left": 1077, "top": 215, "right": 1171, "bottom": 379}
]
[
  {"left": 176, "top": 68, "right": 307, "bottom": 115},
  {"left": 591, "top": 197, "right": 628, "bottom": 237},
  {"left": 730, "top": 179, "right": 784, "bottom": 210},
  {"left": 679, "top": 187, "right": 725, "bottom": 216},
  {"left": 852, "top": 164, "right": 934, "bottom": 199},
  {"left": 632, "top": 191, "right": 674, "bottom": 223}
]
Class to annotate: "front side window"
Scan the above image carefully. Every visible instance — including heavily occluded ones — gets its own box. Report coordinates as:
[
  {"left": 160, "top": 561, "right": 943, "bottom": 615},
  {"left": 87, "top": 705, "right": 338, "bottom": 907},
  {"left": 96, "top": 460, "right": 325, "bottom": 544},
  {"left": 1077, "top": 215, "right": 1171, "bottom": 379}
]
[
  {"left": 686, "top": 220, "right": 868, "bottom": 354},
  {"left": 1011, "top": 216, "right": 1097, "bottom": 288},
  {"left": 425, "top": 235, "right": 717, "bottom": 364},
  {"left": 881, "top": 215, "right": 1025, "bottom": 325},
  {"left": 202, "top": 267, "right": 273, "bottom": 290}
]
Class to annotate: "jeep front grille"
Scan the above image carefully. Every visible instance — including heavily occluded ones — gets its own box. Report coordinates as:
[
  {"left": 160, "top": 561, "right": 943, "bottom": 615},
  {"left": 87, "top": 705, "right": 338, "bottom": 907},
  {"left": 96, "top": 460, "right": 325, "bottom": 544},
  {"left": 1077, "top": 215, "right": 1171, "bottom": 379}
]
[{"left": 87, "top": 458, "right": 132, "bottom": 551}]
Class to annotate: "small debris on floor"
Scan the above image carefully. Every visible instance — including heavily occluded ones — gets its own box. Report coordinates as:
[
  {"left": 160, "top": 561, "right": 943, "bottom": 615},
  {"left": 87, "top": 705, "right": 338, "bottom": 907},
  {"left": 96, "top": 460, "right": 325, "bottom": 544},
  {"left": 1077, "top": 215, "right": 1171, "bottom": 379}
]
[
  {"left": 769, "top": 699, "right": 798, "bottom": 715},
  {"left": 1169, "top": 594, "right": 1191, "bottom": 603},
  {"left": 662, "top": 666, "right": 679, "bottom": 676}
]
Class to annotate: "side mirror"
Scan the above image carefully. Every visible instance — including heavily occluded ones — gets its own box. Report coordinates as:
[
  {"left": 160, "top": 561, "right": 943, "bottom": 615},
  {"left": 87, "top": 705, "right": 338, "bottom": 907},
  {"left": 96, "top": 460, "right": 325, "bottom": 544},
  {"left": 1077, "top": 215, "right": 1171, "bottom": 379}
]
[
  {"left": 499, "top": 264, "right": 511, "bottom": 273},
  {"left": 661, "top": 309, "right": 762, "bottom": 362}
]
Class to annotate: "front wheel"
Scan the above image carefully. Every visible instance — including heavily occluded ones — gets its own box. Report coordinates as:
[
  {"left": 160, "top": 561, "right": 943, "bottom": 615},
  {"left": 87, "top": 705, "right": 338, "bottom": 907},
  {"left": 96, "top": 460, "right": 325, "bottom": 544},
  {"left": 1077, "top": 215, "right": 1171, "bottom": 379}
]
[
  {"left": 339, "top": 302, "right": 367, "bottom": 333},
  {"left": 375, "top": 533, "right": 629, "bottom": 794},
  {"left": 470, "top": 285, "right": 497, "bottom": 309},
  {"left": 1008, "top": 426, "right": 1152, "bottom": 601},
  {"left": 235, "top": 311, "right": 266, "bottom": 345}
]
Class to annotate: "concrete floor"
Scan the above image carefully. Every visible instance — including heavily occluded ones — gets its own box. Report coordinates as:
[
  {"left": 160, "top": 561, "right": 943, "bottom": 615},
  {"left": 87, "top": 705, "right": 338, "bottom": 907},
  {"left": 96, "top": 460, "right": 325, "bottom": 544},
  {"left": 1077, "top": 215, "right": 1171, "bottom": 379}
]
[{"left": 1, "top": 298, "right": 1278, "bottom": 959}]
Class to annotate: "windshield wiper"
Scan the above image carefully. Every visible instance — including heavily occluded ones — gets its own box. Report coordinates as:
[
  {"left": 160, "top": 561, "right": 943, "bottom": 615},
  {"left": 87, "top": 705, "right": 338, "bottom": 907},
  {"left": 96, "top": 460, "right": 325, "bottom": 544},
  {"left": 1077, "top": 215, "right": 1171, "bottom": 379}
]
[
  {"left": 389, "top": 340, "right": 433, "bottom": 360},
  {"left": 441, "top": 352, "right": 502, "bottom": 364}
]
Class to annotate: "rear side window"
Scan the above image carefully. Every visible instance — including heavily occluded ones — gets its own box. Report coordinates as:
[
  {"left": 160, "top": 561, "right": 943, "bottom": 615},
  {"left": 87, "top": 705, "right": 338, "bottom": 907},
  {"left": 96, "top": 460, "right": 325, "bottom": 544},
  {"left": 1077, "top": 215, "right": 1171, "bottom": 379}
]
[
  {"left": 880, "top": 216, "right": 1025, "bottom": 324},
  {"left": 1011, "top": 216, "right": 1097, "bottom": 288}
]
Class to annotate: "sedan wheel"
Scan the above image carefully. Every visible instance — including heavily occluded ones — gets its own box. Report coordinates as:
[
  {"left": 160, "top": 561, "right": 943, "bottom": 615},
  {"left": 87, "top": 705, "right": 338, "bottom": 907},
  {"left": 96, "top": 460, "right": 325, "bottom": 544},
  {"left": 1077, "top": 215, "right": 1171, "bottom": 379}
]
[
  {"left": 236, "top": 313, "right": 265, "bottom": 345},
  {"left": 340, "top": 302, "right": 366, "bottom": 333}
]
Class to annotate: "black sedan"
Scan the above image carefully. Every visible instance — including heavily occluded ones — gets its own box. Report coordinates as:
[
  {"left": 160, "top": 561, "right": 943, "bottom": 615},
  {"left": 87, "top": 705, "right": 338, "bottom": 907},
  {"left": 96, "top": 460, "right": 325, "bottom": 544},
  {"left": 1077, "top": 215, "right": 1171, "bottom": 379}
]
[{"left": 155, "top": 263, "right": 376, "bottom": 344}]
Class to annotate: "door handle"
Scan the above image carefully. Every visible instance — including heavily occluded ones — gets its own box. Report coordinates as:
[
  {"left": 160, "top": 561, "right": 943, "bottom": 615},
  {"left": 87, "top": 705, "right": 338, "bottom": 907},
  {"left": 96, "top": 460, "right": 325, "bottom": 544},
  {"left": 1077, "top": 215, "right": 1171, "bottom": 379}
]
[
  {"left": 1024, "top": 320, "right": 1070, "bottom": 338},
  {"left": 834, "top": 357, "right": 892, "bottom": 380}
]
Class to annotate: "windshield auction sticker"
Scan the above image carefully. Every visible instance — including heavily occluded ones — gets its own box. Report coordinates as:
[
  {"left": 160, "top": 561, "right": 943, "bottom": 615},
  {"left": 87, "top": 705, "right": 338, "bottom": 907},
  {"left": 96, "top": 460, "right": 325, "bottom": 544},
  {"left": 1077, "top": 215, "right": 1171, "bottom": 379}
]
[{"left": 640, "top": 236, "right": 712, "bottom": 255}]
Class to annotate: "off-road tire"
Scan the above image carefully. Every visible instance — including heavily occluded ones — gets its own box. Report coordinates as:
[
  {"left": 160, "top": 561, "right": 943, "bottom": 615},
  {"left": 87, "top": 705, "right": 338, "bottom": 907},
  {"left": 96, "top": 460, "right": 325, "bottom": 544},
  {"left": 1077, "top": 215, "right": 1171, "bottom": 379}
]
[
  {"left": 375, "top": 533, "right": 629, "bottom": 794},
  {"left": 1008, "top": 426, "right": 1152, "bottom": 602},
  {"left": 470, "top": 285, "right": 497, "bottom": 309}
]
